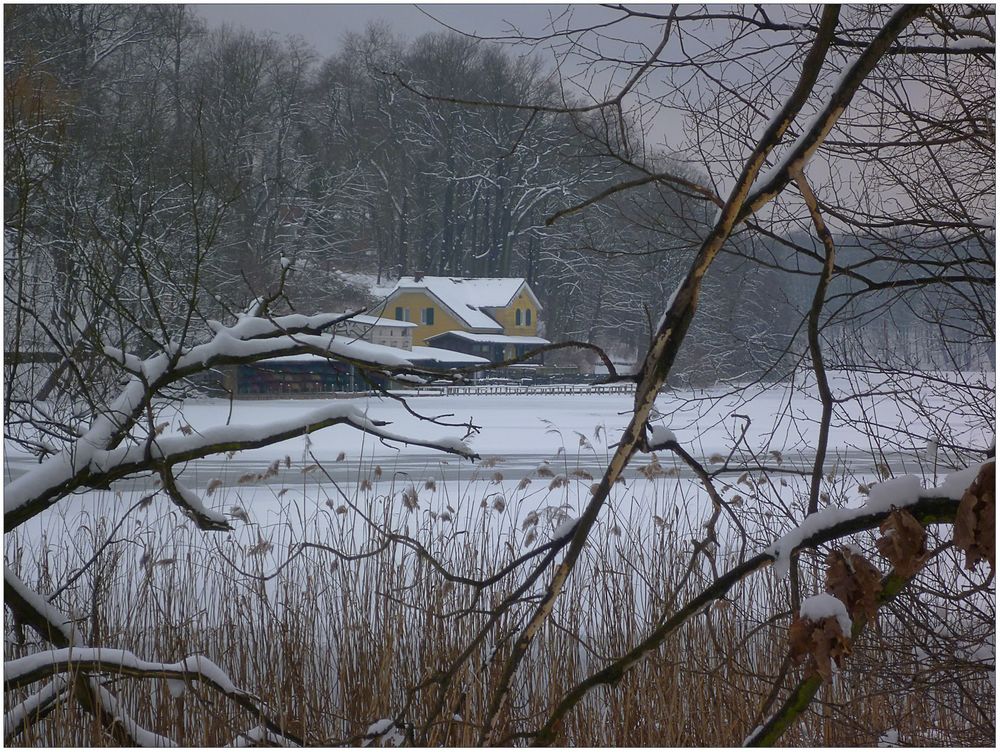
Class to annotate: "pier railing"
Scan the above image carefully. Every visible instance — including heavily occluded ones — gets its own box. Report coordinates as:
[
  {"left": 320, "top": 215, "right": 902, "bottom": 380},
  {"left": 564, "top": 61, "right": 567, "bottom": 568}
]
[{"left": 227, "top": 382, "right": 636, "bottom": 400}]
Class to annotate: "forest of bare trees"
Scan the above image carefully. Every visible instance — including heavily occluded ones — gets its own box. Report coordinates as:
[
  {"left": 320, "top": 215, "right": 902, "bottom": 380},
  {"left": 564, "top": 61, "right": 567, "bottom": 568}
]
[{"left": 7, "top": 4, "right": 934, "bottom": 382}]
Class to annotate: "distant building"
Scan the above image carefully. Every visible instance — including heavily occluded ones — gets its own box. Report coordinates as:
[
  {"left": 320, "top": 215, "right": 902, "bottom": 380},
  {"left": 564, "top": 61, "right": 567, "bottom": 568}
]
[
  {"left": 424, "top": 331, "right": 549, "bottom": 364},
  {"left": 382, "top": 276, "right": 550, "bottom": 362},
  {"left": 221, "top": 311, "right": 489, "bottom": 397},
  {"left": 335, "top": 313, "right": 416, "bottom": 351},
  {"left": 225, "top": 354, "right": 372, "bottom": 396}
]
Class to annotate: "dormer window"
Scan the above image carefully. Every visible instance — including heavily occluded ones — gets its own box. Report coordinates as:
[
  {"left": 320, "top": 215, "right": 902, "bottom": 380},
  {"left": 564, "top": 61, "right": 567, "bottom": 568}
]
[
  {"left": 515, "top": 308, "right": 522, "bottom": 326},
  {"left": 525, "top": 309, "right": 532, "bottom": 326}
]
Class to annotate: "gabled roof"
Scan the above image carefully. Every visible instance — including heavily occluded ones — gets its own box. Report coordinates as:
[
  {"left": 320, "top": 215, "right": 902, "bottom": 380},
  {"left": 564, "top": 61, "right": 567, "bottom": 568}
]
[{"left": 388, "top": 277, "right": 541, "bottom": 332}]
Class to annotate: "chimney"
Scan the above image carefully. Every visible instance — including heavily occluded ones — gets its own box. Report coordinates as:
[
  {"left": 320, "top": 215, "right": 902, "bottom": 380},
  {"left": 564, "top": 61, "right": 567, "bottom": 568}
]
[{"left": 414, "top": 271, "right": 425, "bottom": 282}]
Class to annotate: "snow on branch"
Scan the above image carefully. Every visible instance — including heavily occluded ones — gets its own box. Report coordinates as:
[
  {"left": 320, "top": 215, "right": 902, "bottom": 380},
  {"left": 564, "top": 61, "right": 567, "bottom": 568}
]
[
  {"left": 5, "top": 648, "right": 242, "bottom": 694},
  {"left": 228, "top": 725, "right": 300, "bottom": 747},
  {"left": 90, "top": 684, "right": 176, "bottom": 747},
  {"left": 158, "top": 473, "right": 231, "bottom": 532},
  {"left": 4, "top": 566, "right": 79, "bottom": 647},
  {"left": 205, "top": 311, "right": 353, "bottom": 341},
  {"left": 5, "top": 648, "right": 304, "bottom": 746},
  {"left": 6, "top": 565, "right": 303, "bottom": 746},
  {"left": 3, "top": 677, "right": 69, "bottom": 744},
  {"left": 6, "top": 400, "right": 477, "bottom": 530},
  {"left": 767, "top": 463, "right": 988, "bottom": 577},
  {"left": 5, "top": 567, "right": 176, "bottom": 746},
  {"left": 92, "top": 402, "right": 478, "bottom": 470},
  {"left": 532, "top": 462, "right": 988, "bottom": 745},
  {"left": 645, "top": 425, "right": 678, "bottom": 451},
  {"left": 102, "top": 313, "right": 422, "bottom": 414},
  {"left": 6, "top": 307, "right": 486, "bottom": 531},
  {"left": 175, "top": 331, "right": 414, "bottom": 372}
]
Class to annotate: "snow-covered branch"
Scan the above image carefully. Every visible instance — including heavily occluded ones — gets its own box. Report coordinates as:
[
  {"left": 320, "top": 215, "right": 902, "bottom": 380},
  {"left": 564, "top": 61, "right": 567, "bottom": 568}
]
[
  {"left": 5, "top": 313, "right": 483, "bottom": 530},
  {"left": 5, "top": 568, "right": 303, "bottom": 746},
  {"left": 4, "top": 678, "right": 70, "bottom": 745},
  {"left": 6, "top": 648, "right": 238, "bottom": 698},
  {"left": 766, "top": 464, "right": 987, "bottom": 576},
  {"left": 5, "top": 568, "right": 172, "bottom": 746}
]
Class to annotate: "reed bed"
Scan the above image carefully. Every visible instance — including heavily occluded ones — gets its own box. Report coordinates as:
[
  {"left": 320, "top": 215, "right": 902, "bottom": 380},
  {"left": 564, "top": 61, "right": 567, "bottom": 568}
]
[{"left": 4, "top": 452, "right": 993, "bottom": 747}]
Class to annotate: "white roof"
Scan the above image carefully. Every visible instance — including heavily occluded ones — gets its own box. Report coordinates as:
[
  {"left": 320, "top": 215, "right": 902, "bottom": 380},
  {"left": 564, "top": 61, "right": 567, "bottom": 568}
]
[
  {"left": 389, "top": 277, "right": 537, "bottom": 331},
  {"left": 429, "top": 331, "right": 551, "bottom": 346},
  {"left": 241, "top": 341, "right": 487, "bottom": 371},
  {"left": 341, "top": 312, "right": 417, "bottom": 329},
  {"left": 408, "top": 346, "right": 490, "bottom": 364},
  {"left": 255, "top": 338, "right": 414, "bottom": 366},
  {"left": 254, "top": 353, "right": 336, "bottom": 364}
]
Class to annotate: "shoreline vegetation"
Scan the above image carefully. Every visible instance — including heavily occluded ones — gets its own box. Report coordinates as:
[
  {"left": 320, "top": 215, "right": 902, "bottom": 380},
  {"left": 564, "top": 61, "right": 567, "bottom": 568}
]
[{"left": 5, "top": 417, "right": 993, "bottom": 746}]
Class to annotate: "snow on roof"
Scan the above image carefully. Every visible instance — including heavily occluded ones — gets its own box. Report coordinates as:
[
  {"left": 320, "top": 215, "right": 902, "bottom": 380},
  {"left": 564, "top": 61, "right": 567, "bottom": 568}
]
[
  {"left": 340, "top": 312, "right": 417, "bottom": 328},
  {"left": 253, "top": 337, "right": 414, "bottom": 366},
  {"left": 408, "top": 346, "right": 490, "bottom": 365},
  {"left": 256, "top": 343, "right": 487, "bottom": 367},
  {"left": 390, "top": 276, "right": 537, "bottom": 331},
  {"left": 428, "top": 331, "right": 551, "bottom": 346}
]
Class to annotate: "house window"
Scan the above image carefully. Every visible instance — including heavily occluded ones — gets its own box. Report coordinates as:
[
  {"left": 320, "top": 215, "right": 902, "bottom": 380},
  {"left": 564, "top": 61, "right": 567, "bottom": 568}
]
[
  {"left": 525, "top": 309, "right": 532, "bottom": 326},
  {"left": 515, "top": 308, "right": 522, "bottom": 326},
  {"left": 421, "top": 307, "right": 435, "bottom": 325},
  {"left": 395, "top": 306, "right": 405, "bottom": 321}
]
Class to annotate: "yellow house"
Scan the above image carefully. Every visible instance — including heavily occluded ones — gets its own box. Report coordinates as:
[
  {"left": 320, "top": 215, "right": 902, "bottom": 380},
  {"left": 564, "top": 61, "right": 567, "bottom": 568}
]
[{"left": 380, "top": 276, "right": 549, "bottom": 363}]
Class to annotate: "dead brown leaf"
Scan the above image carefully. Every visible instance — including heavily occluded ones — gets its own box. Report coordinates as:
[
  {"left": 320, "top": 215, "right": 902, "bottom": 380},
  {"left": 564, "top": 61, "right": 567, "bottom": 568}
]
[
  {"left": 875, "top": 509, "right": 928, "bottom": 577},
  {"left": 789, "top": 614, "right": 851, "bottom": 682},
  {"left": 826, "top": 548, "right": 882, "bottom": 620},
  {"left": 953, "top": 462, "right": 995, "bottom": 572}
]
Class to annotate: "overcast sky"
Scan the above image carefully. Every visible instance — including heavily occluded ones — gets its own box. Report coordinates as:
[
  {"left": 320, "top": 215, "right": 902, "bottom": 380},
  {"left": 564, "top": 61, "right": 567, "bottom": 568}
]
[{"left": 194, "top": 3, "right": 613, "bottom": 59}]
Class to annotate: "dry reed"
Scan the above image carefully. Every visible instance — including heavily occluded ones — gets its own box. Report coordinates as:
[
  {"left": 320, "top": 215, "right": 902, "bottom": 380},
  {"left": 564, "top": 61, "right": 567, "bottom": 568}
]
[{"left": 4, "top": 451, "right": 993, "bottom": 746}]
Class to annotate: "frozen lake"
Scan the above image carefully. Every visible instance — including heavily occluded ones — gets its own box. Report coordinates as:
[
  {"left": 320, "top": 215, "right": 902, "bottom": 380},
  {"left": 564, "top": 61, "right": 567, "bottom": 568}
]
[
  {"left": 5, "top": 381, "right": 961, "bottom": 493},
  {"left": 8, "top": 373, "right": 990, "bottom": 552}
]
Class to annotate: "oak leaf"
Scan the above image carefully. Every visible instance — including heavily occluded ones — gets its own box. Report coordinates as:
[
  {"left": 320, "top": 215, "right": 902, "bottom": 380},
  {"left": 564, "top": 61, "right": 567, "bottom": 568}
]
[
  {"left": 875, "top": 509, "right": 927, "bottom": 577},
  {"left": 789, "top": 614, "right": 851, "bottom": 682},
  {"left": 953, "top": 462, "right": 995, "bottom": 572},
  {"left": 826, "top": 547, "right": 882, "bottom": 620}
]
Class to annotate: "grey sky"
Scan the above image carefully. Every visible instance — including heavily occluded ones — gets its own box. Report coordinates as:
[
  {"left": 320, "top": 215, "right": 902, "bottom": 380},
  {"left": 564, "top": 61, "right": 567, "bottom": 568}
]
[{"left": 193, "top": 4, "right": 613, "bottom": 59}]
